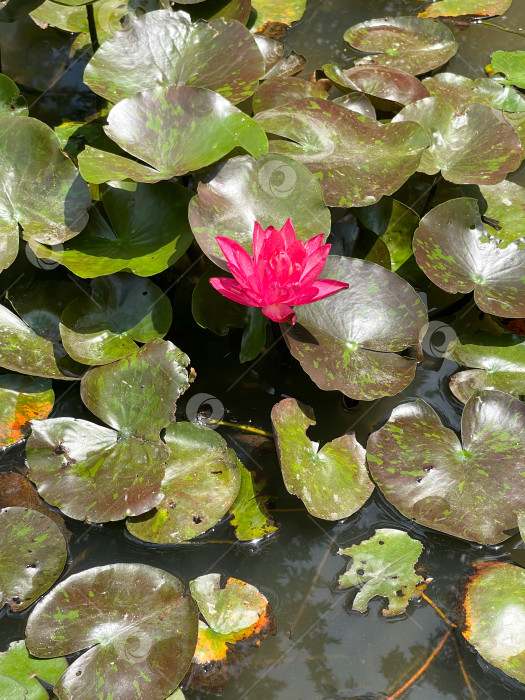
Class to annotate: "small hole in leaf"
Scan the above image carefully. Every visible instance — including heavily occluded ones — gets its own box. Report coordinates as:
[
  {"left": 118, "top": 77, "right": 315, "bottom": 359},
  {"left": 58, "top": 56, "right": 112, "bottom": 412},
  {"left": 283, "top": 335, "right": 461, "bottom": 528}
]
[
  {"left": 12, "top": 596, "right": 21, "bottom": 604},
  {"left": 193, "top": 516, "right": 203, "bottom": 524},
  {"left": 378, "top": 541, "right": 385, "bottom": 545},
  {"left": 416, "top": 477, "right": 423, "bottom": 483},
  {"left": 168, "top": 502, "right": 176, "bottom": 509},
  {"left": 356, "top": 568, "right": 365, "bottom": 576},
  {"left": 142, "top": 291, "right": 148, "bottom": 296},
  {"left": 396, "top": 590, "right": 404, "bottom": 597},
  {"left": 26, "top": 563, "right": 36, "bottom": 568},
  {"left": 76, "top": 671, "right": 82, "bottom": 677}
]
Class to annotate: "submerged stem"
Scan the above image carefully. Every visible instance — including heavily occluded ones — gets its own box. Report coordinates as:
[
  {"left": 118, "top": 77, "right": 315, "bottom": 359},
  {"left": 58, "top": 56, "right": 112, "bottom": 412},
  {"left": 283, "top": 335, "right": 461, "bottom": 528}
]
[
  {"left": 207, "top": 419, "right": 273, "bottom": 438},
  {"left": 481, "top": 21, "right": 525, "bottom": 38},
  {"left": 421, "top": 592, "right": 456, "bottom": 627}
]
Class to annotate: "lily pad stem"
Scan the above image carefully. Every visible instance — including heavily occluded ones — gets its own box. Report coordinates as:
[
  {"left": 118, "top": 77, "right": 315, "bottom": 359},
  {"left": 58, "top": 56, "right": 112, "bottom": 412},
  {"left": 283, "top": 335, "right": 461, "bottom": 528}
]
[{"left": 207, "top": 419, "right": 273, "bottom": 438}]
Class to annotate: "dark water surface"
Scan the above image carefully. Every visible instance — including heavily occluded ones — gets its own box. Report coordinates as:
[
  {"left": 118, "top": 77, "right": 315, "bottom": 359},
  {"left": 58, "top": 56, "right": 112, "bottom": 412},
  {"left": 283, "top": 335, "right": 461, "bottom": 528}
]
[{"left": 1, "top": 2, "right": 525, "bottom": 699}]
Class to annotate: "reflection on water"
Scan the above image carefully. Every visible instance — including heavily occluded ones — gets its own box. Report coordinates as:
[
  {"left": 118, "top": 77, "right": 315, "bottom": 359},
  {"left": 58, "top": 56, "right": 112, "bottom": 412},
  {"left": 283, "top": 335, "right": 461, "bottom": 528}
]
[{"left": 1, "top": 1, "right": 525, "bottom": 698}]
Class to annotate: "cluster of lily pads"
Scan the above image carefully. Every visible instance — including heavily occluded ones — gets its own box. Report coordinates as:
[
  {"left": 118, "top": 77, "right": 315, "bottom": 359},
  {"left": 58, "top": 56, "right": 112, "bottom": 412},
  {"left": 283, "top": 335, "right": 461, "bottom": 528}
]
[{"left": 0, "top": 0, "right": 524, "bottom": 697}]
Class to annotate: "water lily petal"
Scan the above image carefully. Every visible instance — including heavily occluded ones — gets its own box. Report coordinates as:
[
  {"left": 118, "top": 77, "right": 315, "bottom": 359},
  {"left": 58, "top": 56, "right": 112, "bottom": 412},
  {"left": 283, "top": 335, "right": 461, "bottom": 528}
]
[
  {"left": 209, "top": 277, "right": 260, "bottom": 306},
  {"left": 262, "top": 303, "right": 296, "bottom": 324},
  {"left": 279, "top": 219, "right": 296, "bottom": 249},
  {"left": 299, "top": 245, "right": 331, "bottom": 285},
  {"left": 252, "top": 221, "right": 267, "bottom": 263},
  {"left": 216, "top": 237, "right": 256, "bottom": 287},
  {"left": 304, "top": 233, "right": 326, "bottom": 256}
]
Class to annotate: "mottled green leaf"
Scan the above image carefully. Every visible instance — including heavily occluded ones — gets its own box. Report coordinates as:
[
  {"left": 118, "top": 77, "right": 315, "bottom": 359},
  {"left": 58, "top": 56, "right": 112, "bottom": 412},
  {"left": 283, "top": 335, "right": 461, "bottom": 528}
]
[
  {"left": 126, "top": 422, "right": 241, "bottom": 544},
  {"left": 423, "top": 72, "right": 525, "bottom": 112},
  {"left": 254, "top": 35, "right": 306, "bottom": 80},
  {"left": 25, "top": 564, "right": 198, "bottom": 700},
  {"left": 255, "top": 98, "right": 429, "bottom": 207},
  {"left": 0, "top": 73, "right": 27, "bottom": 116},
  {"left": 366, "top": 390, "right": 525, "bottom": 544},
  {"left": 462, "top": 561, "right": 525, "bottom": 684},
  {"left": 84, "top": 10, "right": 264, "bottom": 104},
  {"left": 488, "top": 50, "right": 525, "bottom": 89},
  {"left": 479, "top": 180, "right": 525, "bottom": 248},
  {"left": 344, "top": 16, "right": 458, "bottom": 75},
  {"left": 271, "top": 398, "right": 374, "bottom": 519},
  {"left": 0, "top": 641, "right": 67, "bottom": 700},
  {"left": 31, "top": 0, "right": 127, "bottom": 38},
  {"left": 251, "top": 0, "right": 306, "bottom": 31},
  {"left": 413, "top": 198, "right": 525, "bottom": 317},
  {"left": 418, "top": 0, "right": 512, "bottom": 18},
  {"left": 0, "top": 374, "right": 53, "bottom": 446},
  {"left": 0, "top": 507, "right": 67, "bottom": 612},
  {"left": 338, "top": 529, "right": 426, "bottom": 616},
  {"left": 229, "top": 462, "right": 278, "bottom": 541},
  {"left": 252, "top": 76, "right": 328, "bottom": 114},
  {"left": 286, "top": 256, "right": 428, "bottom": 400}
]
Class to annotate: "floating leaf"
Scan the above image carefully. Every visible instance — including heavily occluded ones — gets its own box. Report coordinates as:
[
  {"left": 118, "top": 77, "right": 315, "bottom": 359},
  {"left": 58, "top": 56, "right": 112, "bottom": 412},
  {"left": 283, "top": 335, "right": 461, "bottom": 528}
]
[
  {"left": 418, "top": 0, "right": 512, "bottom": 18},
  {"left": 255, "top": 98, "right": 429, "bottom": 207},
  {"left": 0, "top": 117, "right": 90, "bottom": 273},
  {"left": 189, "top": 153, "right": 331, "bottom": 267},
  {"left": 0, "top": 641, "right": 67, "bottom": 700},
  {"left": 344, "top": 17, "right": 458, "bottom": 75},
  {"left": 31, "top": 0, "right": 127, "bottom": 39},
  {"left": 0, "top": 375, "right": 53, "bottom": 446},
  {"left": 423, "top": 72, "right": 525, "bottom": 112},
  {"left": 271, "top": 398, "right": 374, "bottom": 519},
  {"left": 251, "top": 0, "right": 306, "bottom": 32},
  {"left": 0, "top": 73, "right": 27, "bottom": 116},
  {"left": 27, "top": 340, "right": 194, "bottom": 522},
  {"left": 126, "top": 422, "right": 241, "bottom": 544},
  {"left": 286, "top": 256, "right": 428, "bottom": 400},
  {"left": 60, "top": 273, "right": 173, "bottom": 366},
  {"left": 0, "top": 507, "right": 67, "bottom": 612},
  {"left": 447, "top": 332, "right": 525, "bottom": 402},
  {"left": 255, "top": 35, "right": 306, "bottom": 79},
  {"left": 366, "top": 390, "right": 525, "bottom": 544},
  {"left": 79, "top": 86, "right": 267, "bottom": 184},
  {"left": 488, "top": 50, "right": 525, "bottom": 89},
  {"left": 25, "top": 563, "right": 199, "bottom": 700},
  {"left": 332, "top": 92, "right": 376, "bottom": 119},
  {"left": 229, "top": 462, "right": 278, "bottom": 541},
  {"left": 338, "top": 529, "right": 427, "bottom": 616},
  {"left": 30, "top": 182, "right": 193, "bottom": 278},
  {"left": 252, "top": 76, "right": 328, "bottom": 114},
  {"left": 461, "top": 561, "right": 525, "bottom": 684},
  {"left": 393, "top": 98, "right": 521, "bottom": 184},
  {"left": 413, "top": 198, "right": 525, "bottom": 317},
  {"left": 84, "top": 10, "right": 264, "bottom": 104},
  {"left": 0, "top": 674, "right": 27, "bottom": 698},
  {"left": 479, "top": 180, "right": 525, "bottom": 248}
]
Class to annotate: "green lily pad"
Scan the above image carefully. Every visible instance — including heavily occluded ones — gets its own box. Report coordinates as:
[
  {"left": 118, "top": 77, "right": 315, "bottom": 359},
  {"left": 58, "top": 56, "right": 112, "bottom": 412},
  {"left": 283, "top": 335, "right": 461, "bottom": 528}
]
[
  {"left": 251, "top": 0, "right": 306, "bottom": 31},
  {"left": 60, "top": 273, "right": 172, "bottom": 366},
  {"left": 423, "top": 72, "right": 525, "bottom": 113},
  {"left": 479, "top": 180, "right": 525, "bottom": 248},
  {"left": 0, "top": 73, "right": 27, "bottom": 116},
  {"left": 322, "top": 64, "right": 429, "bottom": 109},
  {"left": 26, "top": 340, "right": 194, "bottom": 522},
  {"left": 462, "top": 561, "right": 525, "bottom": 684},
  {"left": 0, "top": 641, "right": 67, "bottom": 700},
  {"left": 0, "top": 374, "right": 54, "bottom": 446},
  {"left": 413, "top": 198, "right": 525, "bottom": 317},
  {"left": 271, "top": 398, "right": 374, "bottom": 520},
  {"left": 344, "top": 16, "right": 458, "bottom": 75},
  {"left": 29, "top": 182, "right": 194, "bottom": 278},
  {"left": 0, "top": 117, "right": 90, "bottom": 273},
  {"left": 189, "top": 153, "right": 330, "bottom": 268},
  {"left": 0, "top": 674, "right": 27, "bottom": 699},
  {"left": 392, "top": 98, "right": 521, "bottom": 184},
  {"left": 366, "top": 390, "right": 525, "bottom": 544},
  {"left": 0, "top": 507, "right": 67, "bottom": 612},
  {"left": 418, "top": 0, "right": 512, "bottom": 18},
  {"left": 255, "top": 98, "right": 429, "bottom": 207},
  {"left": 78, "top": 86, "right": 267, "bottom": 184},
  {"left": 229, "top": 462, "right": 278, "bottom": 541},
  {"left": 447, "top": 332, "right": 525, "bottom": 402},
  {"left": 252, "top": 76, "right": 328, "bottom": 114},
  {"left": 25, "top": 563, "right": 199, "bottom": 700},
  {"left": 338, "top": 529, "right": 427, "bottom": 616},
  {"left": 286, "top": 256, "right": 428, "bottom": 400},
  {"left": 488, "top": 50, "right": 525, "bottom": 89},
  {"left": 84, "top": 10, "right": 264, "bottom": 105},
  {"left": 31, "top": 0, "right": 127, "bottom": 39},
  {"left": 126, "top": 422, "right": 241, "bottom": 544}
]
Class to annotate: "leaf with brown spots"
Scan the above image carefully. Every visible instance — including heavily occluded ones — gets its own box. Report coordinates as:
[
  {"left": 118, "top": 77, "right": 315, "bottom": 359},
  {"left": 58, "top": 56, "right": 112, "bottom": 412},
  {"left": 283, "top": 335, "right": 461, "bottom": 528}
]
[{"left": 0, "top": 374, "right": 53, "bottom": 446}]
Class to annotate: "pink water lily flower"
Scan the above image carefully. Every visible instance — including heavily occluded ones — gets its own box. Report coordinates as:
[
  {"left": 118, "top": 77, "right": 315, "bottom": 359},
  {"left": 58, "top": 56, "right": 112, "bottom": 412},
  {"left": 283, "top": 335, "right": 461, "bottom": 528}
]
[{"left": 209, "top": 220, "right": 349, "bottom": 325}]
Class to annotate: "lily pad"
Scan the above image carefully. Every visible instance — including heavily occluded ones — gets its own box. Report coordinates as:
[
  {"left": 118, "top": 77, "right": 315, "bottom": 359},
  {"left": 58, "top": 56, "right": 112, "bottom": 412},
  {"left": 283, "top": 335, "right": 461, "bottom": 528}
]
[
  {"left": 189, "top": 153, "right": 331, "bottom": 268},
  {"left": 251, "top": 0, "right": 306, "bottom": 32},
  {"left": 78, "top": 86, "right": 267, "bottom": 184},
  {"left": 419, "top": 0, "right": 512, "bottom": 17},
  {"left": 255, "top": 35, "right": 306, "bottom": 79},
  {"left": 25, "top": 563, "right": 199, "bottom": 700},
  {"left": 392, "top": 98, "right": 521, "bottom": 184},
  {"left": 0, "top": 73, "right": 27, "bottom": 116},
  {"left": 126, "top": 422, "right": 241, "bottom": 544},
  {"left": 0, "top": 117, "right": 90, "bottom": 273},
  {"left": 344, "top": 16, "right": 458, "bottom": 76},
  {"left": 59, "top": 273, "right": 172, "bottom": 366},
  {"left": 26, "top": 340, "right": 194, "bottom": 522},
  {"left": 31, "top": 0, "right": 128, "bottom": 39},
  {"left": 488, "top": 50, "right": 525, "bottom": 89},
  {"left": 413, "top": 198, "right": 525, "bottom": 317},
  {"left": 366, "top": 390, "right": 525, "bottom": 544},
  {"left": 0, "top": 507, "right": 67, "bottom": 612},
  {"left": 461, "top": 561, "right": 525, "bottom": 684},
  {"left": 252, "top": 76, "right": 328, "bottom": 114},
  {"left": 255, "top": 98, "right": 429, "bottom": 207},
  {"left": 447, "top": 332, "right": 525, "bottom": 402},
  {"left": 271, "top": 398, "right": 374, "bottom": 520},
  {"left": 332, "top": 92, "right": 376, "bottom": 119},
  {"left": 229, "top": 462, "right": 278, "bottom": 541},
  {"left": 0, "top": 375, "right": 53, "bottom": 446},
  {"left": 84, "top": 10, "right": 264, "bottom": 104},
  {"left": 0, "top": 641, "right": 67, "bottom": 700},
  {"left": 338, "top": 529, "right": 427, "bottom": 616},
  {"left": 29, "top": 182, "right": 194, "bottom": 278},
  {"left": 0, "top": 674, "right": 27, "bottom": 698},
  {"left": 479, "top": 180, "right": 525, "bottom": 248},
  {"left": 423, "top": 72, "right": 525, "bottom": 113},
  {"left": 286, "top": 256, "right": 428, "bottom": 400}
]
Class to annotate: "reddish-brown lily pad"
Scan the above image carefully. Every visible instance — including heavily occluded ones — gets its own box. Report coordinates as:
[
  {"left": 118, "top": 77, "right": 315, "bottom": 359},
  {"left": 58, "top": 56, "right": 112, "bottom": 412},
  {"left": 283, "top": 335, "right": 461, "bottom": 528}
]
[{"left": 0, "top": 374, "right": 53, "bottom": 446}]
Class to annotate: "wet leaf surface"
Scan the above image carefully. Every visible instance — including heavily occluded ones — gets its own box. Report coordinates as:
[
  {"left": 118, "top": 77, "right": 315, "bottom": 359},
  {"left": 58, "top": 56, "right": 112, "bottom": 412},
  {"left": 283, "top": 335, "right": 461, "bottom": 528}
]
[
  {"left": 338, "top": 528, "right": 427, "bottom": 616},
  {"left": 479, "top": 180, "right": 525, "bottom": 248},
  {"left": 25, "top": 563, "right": 199, "bottom": 700},
  {"left": 0, "top": 73, "right": 27, "bottom": 116},
  {"left": 252, "top": 75, "right": 329, "bottom": 113},
  {"left": 489, "top": 50, "right": 525, "bottom": 89},
  {"left": 286, "top": 256, "right": 428, "bottom": 400},
  {"left": 423, "top": 72, "right": 525, "bottom": 112},
  {"left": 272, "top": 398, "right": 374, "bottom": 519},
  {"left": 366, "top": 390, "right": 525, "bottom": 544},
  {"left": 229, "top": 462, "right": 278, "bottom": 541},
  {"left": 413, "top": 198, "right": 525, "bottom": 317},
  {"left": 418, "top": 0, "right": 512, "bottom": 18},
  {"left": 0, "top": 507, "right": 67, "bottom": 612},
  {"left": 255, "top": 98, "right": 429, "bottom": 207},
  {"left": 126, "top": 422, "right": 241, "bottom": 544},
  {"left": 0, "top": 641, "right": 67, "bottom": 700},
  {"left": 0, "top": 374, "right": 53, "bottom": 446},
  {"left": 251, "top": 0, "right": 306, "bottom": 32}
]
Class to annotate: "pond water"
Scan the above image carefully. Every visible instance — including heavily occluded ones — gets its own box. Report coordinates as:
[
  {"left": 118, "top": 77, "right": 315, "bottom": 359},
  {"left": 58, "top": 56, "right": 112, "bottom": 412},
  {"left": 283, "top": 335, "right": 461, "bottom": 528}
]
[{"left": 1, "top": 1, "right": 525, "bottom": 699}]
